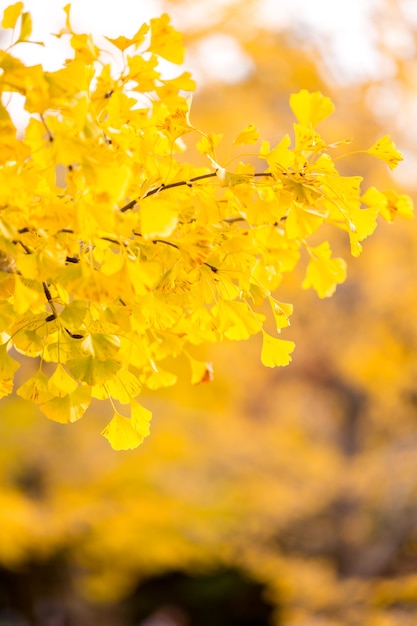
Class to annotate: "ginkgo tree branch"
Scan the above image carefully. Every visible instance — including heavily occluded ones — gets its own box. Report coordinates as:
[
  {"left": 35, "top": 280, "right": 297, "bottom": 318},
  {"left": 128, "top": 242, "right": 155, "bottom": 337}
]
[
  {"left": 0, "top": 1, "right": 412, "bottom": 449},
  {"left": 119, "top": 172, "right": 273, "bottom": 212}
]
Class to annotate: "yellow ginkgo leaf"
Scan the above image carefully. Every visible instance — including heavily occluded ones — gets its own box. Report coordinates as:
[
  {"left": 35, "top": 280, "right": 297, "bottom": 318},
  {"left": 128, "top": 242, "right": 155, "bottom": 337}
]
[
  {"left": 48, "top": 363, "right": 78, "bottom": 398},
  {"left": 130, "top": 400, "right": 152, "bottom": 438},
  {"left": 106, "top": 24, "right": 148, "bottom": 51},
  {"left": 2, "top": 2, "right": 23, "bottom": 30},
  {"left": 149, "top": 14, "right": 184, "bottom": 64},
  {"left": 196, "top": 133, "right": 223, "bottom": 156},
  {"left": 101, "top": 413, "right": 144, "bottom": 451},
  {"left": 214, "top": 299, "right": 263, "bottom": 341},
  {"left": 17, "top": 370, "right": 53, "bottom": 404},
  {"left": 261, "top": 331, "right": 295, "bottom": 367},
  {"left": 348, "top": 206, "right": 379, "bottom": 257},
  {"left": 39, "top": 386, "right": 91, "bottom": 423},
  {"left": 259, "top": 136, "right": 295, "bottom": 172},
  {"left": 302, "top": 242, "right": 347, "bottom": 298},
  {"left": 67, "top": 355, "right": 121, "bottom": 386},
  {"left": 105, "top": 369, "right": 142, "bottom": 404},
  {"left": 0, "top": 340, "right": 20, "bottom": 399},
  {"left": 140, "top": 198, "right": 178, "bottom": 239},
  {"left": 234, "top": 124, "right": 260, "bottom": 146},
  {"left": 290, "top": 90, "right": 334, "bottom": 127},
  {"left": 268, "top": 297, "right": 293, "bottom": 331},
  {"left": 367, "top": 135, "right": 403, "bottom": 170},
  {"left": 382, "top": 191, "right": 414, "bottom": 221},
  {"left": 145, "top": 367, "right": 177, "bottom": 390},
  {"left": 16, "top": 11, "right": 32, "bottom": 43}
]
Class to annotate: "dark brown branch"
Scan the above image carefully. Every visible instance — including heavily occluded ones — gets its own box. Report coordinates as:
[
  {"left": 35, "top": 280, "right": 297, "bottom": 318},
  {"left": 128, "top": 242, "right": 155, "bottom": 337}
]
[{"left": 119, "top": 171, "right": 273, "bottom": 213}]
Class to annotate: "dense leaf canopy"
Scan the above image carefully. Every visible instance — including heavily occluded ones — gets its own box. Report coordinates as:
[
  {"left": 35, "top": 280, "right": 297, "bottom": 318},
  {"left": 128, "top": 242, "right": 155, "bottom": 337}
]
[{"left": 0, "top": 2, "right": 412, "bottom": 448}]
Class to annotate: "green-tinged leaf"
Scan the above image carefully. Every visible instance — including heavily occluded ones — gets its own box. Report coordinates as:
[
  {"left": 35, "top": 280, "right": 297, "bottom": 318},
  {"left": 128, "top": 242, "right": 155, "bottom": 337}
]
[
  {"left": 67, "top": 355, "right": 121, "bottom": 386},
  {"left": 90, "top": 333, "right": 121, "bottom": 359}
]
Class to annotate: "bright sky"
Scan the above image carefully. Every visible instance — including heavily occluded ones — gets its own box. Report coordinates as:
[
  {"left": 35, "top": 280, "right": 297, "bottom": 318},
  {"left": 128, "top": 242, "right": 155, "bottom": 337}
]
[
  {"left": 1, "top": 0, "right": 415, "bottom": 183},
  {"left": 0, "top": 0, "right": 397, "bottom": 83}
]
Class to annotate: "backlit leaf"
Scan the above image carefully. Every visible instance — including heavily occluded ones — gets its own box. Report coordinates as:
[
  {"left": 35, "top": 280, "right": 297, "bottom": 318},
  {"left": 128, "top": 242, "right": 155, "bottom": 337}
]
[
  {"left": 290, "top": 90, "right": 334, "bottom": 127},
  {"left": 149, "top": 14, "right": 184, "bottom": 64},
  {"left": 101, "top": 413, "right": 144, "bottom": 450},
  {"left": 367, "top": 135, "right": 403, "bottom": 170},
  {"left": 261, "top": 331, "right": 295, "bottom": 367},
  {"left": 2, "top": 2, "right": 23, "bottom": 29},
  {"left": 39, "top": 385, "right": 91, "bottom": 423},
  {"left": 302, "top": 242, "right": 347, "bottom": 298},
  {"left": 48, "top": 364, "right": 79, "bottom": 398},
  {"left": 234, "top": 124, "right": 260, "bottom": 146},
  {"left": 130, "top": 399, "right": 152, "bottom": 437}
]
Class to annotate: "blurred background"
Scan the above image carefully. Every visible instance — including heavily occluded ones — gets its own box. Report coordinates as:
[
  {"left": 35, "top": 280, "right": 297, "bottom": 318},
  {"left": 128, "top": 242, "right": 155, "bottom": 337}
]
[{"left": 1, "top": 0, "right": 417, "bottom": 624}]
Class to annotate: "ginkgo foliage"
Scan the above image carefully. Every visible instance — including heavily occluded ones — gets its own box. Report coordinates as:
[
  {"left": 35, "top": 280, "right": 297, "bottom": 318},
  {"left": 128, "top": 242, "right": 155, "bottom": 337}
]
[{"left": 0, "top": 3, "right": 413, "bottom": 449}]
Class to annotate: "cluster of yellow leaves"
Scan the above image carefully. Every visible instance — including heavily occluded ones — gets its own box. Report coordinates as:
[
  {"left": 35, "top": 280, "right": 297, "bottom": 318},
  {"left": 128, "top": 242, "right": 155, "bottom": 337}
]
[{"left": 0, "top": 3, "right": 412, "bottom": 449}]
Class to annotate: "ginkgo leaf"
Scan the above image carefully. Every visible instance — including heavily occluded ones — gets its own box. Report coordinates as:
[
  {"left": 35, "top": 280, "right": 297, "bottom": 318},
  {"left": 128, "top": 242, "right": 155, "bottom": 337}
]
[
  {"left": 149, "top": 14, "right": 184, "bottom": 64},
  {"left": 259, "top": 136, "right": 295, "bottom": 172},
  {"left": 234, "top": 124, "right": 260, "bottom": 146},
  {"left": 302, "top": 242, "right": 347, "bottom": 298},
  {"left": 367, "top": 135, "right": 403, "bottom": 170},
  {"left": 17, "top": 370, "right": 53, "bottom": 404},
  {"left": 197, "top": 133, "right": 223, "bottom": 156},
  {"left": 106, "top": 35, "right": 134, "bottom": 51},
  {"left": 145, "top": 367, "right": 177, "bottom": 390},
  {"left": 290, "top": 90, "right": 334, "bottom": 127},
  {"left": 130, "top": 399, "right": 152, "bottom": 437},
  {"left": 66, "top": 355, "right": 121, "bottom": 386},
  {"left": 140, "top": 198, "right": 178, "bottom": 239},
  {"left": 381, "top": 191, "right": 414, "bottom": 221},
  {"left": 348, "top": 206, "right": 379, "bottom": 257},
  {"left": 101, "top": 413, "right": 144, "bottom": 450},
  {"left": 2, "top": 2, "right": 23, "bottom": 30},
  {"left": 105, "top": 369, "right": 142, "bottom": 404},
  {"left": 0, "top": 0, "right": 412, "bottom": 450},
  {"left": 261, "top": 331, "right": 295, "bottom": 367},
  {"left": 268, "top": 297, "right": 293, "bottom": 331},
  {"left": 39, "top": 385, "right": 91, "bottom": 423},
  {"left": 0, "top": 343, "right": 20, "bottom": 380},
  {"left": 106, "top": 24, "right": 148, "bottom": 51},
  {"left": 16, "top": 11, "right": 32, "bottom": 43},
  {"left": 207, "top": 156, "right": 251, "bottom": 187},
  {"left": 48, "top": 363, "right": 78, "bottom": 398},
  {"left": 214, "top": 299, "right": 263, "bottom": 341},
  {"left": 90, "top": 333, "right": 121, "bottom": 359},
  {"left": 0, "top": 342, "right": 20, "bottom": 399}
]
